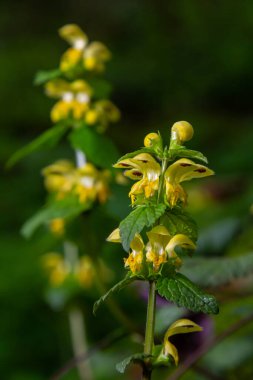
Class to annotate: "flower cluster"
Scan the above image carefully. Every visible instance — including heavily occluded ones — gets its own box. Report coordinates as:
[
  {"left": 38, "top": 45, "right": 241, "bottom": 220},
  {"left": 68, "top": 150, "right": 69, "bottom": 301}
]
[
  {"left": 107, "top": 225, "right": 195, "bottom": 273},
  {"left": 59, "top": 24, "right": 111, "bottom": 73},
  {"left": 107, "top": 121, "right": 214, "bottom": 276},
  {"left": 42, "top": 159, "right": 110, "bottom": 205},
  {"left": 44, "top": 24, "right": 120, "bottom": 130},
  {"left": 43, "top": 252, "right": 95, "bottom": 288},
  {"left": 115, "top": 151, "right": 213, "bottom": 208}
]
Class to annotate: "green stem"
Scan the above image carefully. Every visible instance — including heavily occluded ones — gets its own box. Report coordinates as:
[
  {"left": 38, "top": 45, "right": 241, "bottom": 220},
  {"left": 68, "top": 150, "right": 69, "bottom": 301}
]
[
  {"left": 142, "top": 157, "right": 168, "bottom": 380},
  {"left": 142, "top": 281, "right": 156, "bottom": 379}
]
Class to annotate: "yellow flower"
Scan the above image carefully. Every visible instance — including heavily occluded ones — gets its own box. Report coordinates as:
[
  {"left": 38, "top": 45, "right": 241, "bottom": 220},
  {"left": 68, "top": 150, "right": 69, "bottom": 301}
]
[
  {"left": 59, "top": 24, "right": 111, "bottom": 73},
  {"left": 114, "top": 153, "right": 161, "bottom": 204},
  {"left": 146, "top": 226, "right": 195, "bottom": 271},
  {"left": 74, "top": 256, "right": 94, "bottom": 288},
  {"left": 171, "top": 121, "right": 194, "bottom": 144},
  {"left": 107, "top": 228, "right": 144, "bottom": 273},
  {"left": 45, "top": 79, "right": 92, "bottom": 122},
  {"left": 161, "top": 319, "right": 202, "bottom": 365},
  {"left": 42, "top": 160, "right": 76, "bottom": 196},
  {"left": 49, "top": 218, "right": 65, "bottom": 236},
  {"left": 165, "top": 158, "right": 214, "bottom": 207},
  {"left": 85, "top": 100, "right": 121, "bottom": 131},
  {"left": 42, "top": 253, "right": 70, "bottom": 286},
  {"left": 146, "top": 226, "right": 171, "bottom": 270},
  {"left": 42, "top": 160, "right": 109, "bottom": 204}
]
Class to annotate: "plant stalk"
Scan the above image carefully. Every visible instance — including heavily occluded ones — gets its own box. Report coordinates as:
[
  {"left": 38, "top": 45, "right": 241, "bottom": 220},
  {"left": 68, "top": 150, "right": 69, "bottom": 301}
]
[
  {"left": 142, "top": 281, "right": 156, "bottom": 379},
  {"left": 142, "top": 156, "right": 168, "bottom": 379}
]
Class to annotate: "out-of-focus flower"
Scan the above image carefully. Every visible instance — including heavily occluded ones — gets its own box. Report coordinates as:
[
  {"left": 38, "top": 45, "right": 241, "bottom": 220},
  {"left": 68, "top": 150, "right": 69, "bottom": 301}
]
[
  {"left": 159, "top": 319, "right": 202, "bottom": 365},
  {"left": 43, "top": 252, "right": 70, "bottom": 286},
  {"left": 85, "top": 100, "right": 121, "bottom": 131},
  {"left": 42, "top": 160, "right": 110, "bottom": 204},
  {"left": 165, "top": 158, "right": 214, "bottom": 207},
  {"left": 43, "top": 253, "right": 95, "bottom": 288},
  {"left": 74, "top": 256, "right": 94, "bottom": 288},
  {"left": 49, "top": 218, "right": 65, "bottom": 236},
  {"left": 45, "top": 79, "right": 92, "bottom": 123},
  {"left": 59, "top": 24, "right": 111, "bottom": 73},
  {"left": 114, "top": 153, "right": 161, "bottom": 204}
]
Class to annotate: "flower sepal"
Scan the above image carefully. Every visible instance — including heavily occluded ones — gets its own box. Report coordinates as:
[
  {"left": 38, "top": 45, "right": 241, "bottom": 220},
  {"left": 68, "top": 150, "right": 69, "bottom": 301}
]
[{"left": 151, "top": 344, "right": 173, "bottom": 368}]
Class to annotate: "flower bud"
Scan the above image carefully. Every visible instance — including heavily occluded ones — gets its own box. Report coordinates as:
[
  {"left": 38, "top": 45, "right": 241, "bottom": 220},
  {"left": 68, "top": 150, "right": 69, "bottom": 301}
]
[
  {"left": 171, "top": 121, "right": 194, "bottom": 143},
  {"left": 144, "top": 132, "right": 161, "bottom": 148}
]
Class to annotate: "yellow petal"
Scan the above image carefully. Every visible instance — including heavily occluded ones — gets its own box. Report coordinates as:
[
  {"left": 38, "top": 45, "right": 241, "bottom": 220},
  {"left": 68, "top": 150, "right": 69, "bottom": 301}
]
[
  {"left": 165, "top": 319, "right": 203, "bottom": 339},
  {"left": 165, "top": 158, "right": 214, "bottom": 185},
  {"left": 144, "top": 132, "right": 160, "bottom": 147},
  {"left": 171, "top": 121, "right": 194, "bottom": 143},
  {"left": 163, "top": 319, "right": 202, "bottom": 366},
  {"left": 163, "top": 341, "right": 179, "bottom": 366},
  {"left": 60, "top": 48, "right": 83, "bottom": 72},
  {"left": 147, "top": 225, "right": 171, "bottom": 248},
  {"left": 70, "top": 79, "right": 92, "bottom": 95},
  {"left": 59, "top": 24, "right": 88, "bottom": 47},
  {"left": 106, "top": 228, "right": 121, "bottom": 243},
  {"left": 166, "top": 234, "right": 196, "bottom": 256},
  {"left": 130, "top": 234, "right": 144, "bottom": 252},
  {"left": 45, "top": 79, "right": 70, "bottom": 98}
]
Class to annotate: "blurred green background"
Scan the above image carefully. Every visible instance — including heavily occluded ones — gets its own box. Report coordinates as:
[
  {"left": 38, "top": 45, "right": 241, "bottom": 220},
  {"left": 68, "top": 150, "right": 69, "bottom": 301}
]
[{"left": 1, "top": 1, "right": 253, "bottom": 379}]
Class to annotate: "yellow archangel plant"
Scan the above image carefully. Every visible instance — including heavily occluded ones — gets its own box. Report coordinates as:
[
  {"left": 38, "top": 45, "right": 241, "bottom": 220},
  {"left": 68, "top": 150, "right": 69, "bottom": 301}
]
[{"left": 94, "top": 121, "right": 219, "bottom": 379}]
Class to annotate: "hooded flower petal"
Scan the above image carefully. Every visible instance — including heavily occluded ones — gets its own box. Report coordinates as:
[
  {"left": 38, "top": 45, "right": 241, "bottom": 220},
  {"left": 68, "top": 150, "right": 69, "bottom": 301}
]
[
  {"left": 146, "top": 226, "right": 171, "bottom": 270},
  {"left": 162, "top": 319, "right": 202, "bottom": 365},
  {"left": 106, "top": 228, "right": 121, "bottom": 243},
  {"left": 124, "top": 234, "right": 144, "bottom": 273},
  {"left": 83, "top": 42, "right": 111, "bottom": 71},
  {"left": 114, "top": 153, "right": 161, "bottom": 203},
  {"left": 59, "top": 24, "right": 88, "bottom": 48},
  {"left": 165, "top": 234, "right": 196, "bottom": 268},
  {"left": 165, "top": 158, "right": 214, "bottom": 206}
]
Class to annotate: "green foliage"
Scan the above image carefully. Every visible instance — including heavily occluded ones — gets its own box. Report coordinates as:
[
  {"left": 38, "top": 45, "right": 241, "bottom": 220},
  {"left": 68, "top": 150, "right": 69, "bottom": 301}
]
[
  {"left": 21, "top": 195, "right": 91, "bottom": 239},
  {"left": 6, "top": 123, "right": 69, "bottom": 168},
  {"left": 93, "top": 275, "right": 137, "bottom": 315},
  {"left": 156, "top": 273, "right": 219, "bottom": 314},
  {"left": 34, "top": 69, "right": 62, "bottom": 85},
  {"left": 169, "top": 147, "right": 208, "bottom": 164},
  {"left": 116, "top": 353, "right": 151, "bottom": 373},
  {"left": 161, "top": 208, "right": 198, "bottom": 242},
  {"left": 116, "top": 147, "right": 157, "bottom": 162},
  {"left": 69, "top": 127, "right": 119, "bottom": 169},
  {"left": 119, "top": 204, "right": 166, "bottom": 252},
  {"left": 181, "top": 252, "right": 253, "bottom": 287}
]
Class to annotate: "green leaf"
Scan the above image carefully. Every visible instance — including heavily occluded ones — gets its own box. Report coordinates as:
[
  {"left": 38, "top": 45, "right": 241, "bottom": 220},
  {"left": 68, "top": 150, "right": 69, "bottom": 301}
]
[
  {"left": 120, "top": 204, "right": 166, "bottom": 252},
  {"left": 160, "top": 208, "right": 198, "bottom": 243},
  {"left": 156, "top": 273, "right": 219, "bottom": 314},
  {"left": 181, "top": 253, "right": 253, "bottom": 287},
  {"left": 116, "top": 147, "right": 156, "bottom": 163},
  {"left": 7, "top": 123, "right": 69, "bottom": 168},
  {"left": 69, "top": 127, "right": 119, "bottom": 168},
  {"left": 34, "top": 69, "right": 62, "bottom": 85},
  {"left": 169, "top": 148, "right": 208, "bottom": 164},
  {"left": 116, "top": 353, "right": 151, "bottom": 373},
  {"left": 21, "top": 196, "right": 90, "bottom": 239},
  {"left": 93, "top": 275, "right": 136, "bottom": 315}
]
